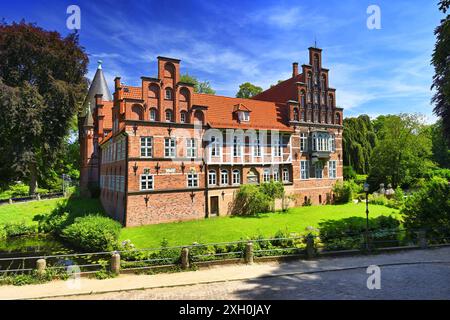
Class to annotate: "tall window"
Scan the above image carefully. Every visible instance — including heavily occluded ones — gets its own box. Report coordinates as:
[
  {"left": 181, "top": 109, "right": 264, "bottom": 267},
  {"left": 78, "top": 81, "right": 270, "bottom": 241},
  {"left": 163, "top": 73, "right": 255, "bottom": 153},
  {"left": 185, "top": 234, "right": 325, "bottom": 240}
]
[
  {"left": 300, "top": 91, "right": 306, "bottom": 107},
  {"left": 263, "top": 168, "right": 271, "bottom": 182},
  {"left": 300, "top": 160, "right": 309, "bottom": 179},
  {"left": 328, "top": 160, "right": 337, "bottom": 179},
  {"left": 282, "top": 168, "right": 289, "bottom": 182},
  {"left": 208, "top": 170, "right": 216, "bottom": 186},
  {"left": 273, "top": 169, "right": 279, "bottom": 181},
  {"left": 272, "top": 136, "right": 281, "bottom": 157},
  {"left": 140, "top": 137, "right": 153, "bottom": 158},
  {"left": 210, "top": 136, "right": 220, "bottom": 157},
  {"left": 140, "top": 174, "right": 153, "bottom": 190},
  {"left": 165, "top": 88, "right": 173, "bottom": 100},
  {"left": 253, "top": 135, "right": 261, "bottom": 157},
  {"left": 165, "top": 109, "right": 173, "bottom": 122},
  {"left": 150, "top": 108, "right": 157, "bottom": 121},
  {"left": 300, "top": 133, "right": 308, "bottom": 152},
  {"left": 186, "top": 138, "right": 197, "bottom": 158},
  {"left": 301, "top": 110, "right": 306, "bottom": 122},
  {"left": 321, "top": 75, "right": 326, "bottom": 89},
  {"left": 187, "top": 173, "right": 199, "bottom": 188},
  {"left": 221, "top": 170, "right": 228, "bottom": 185},
  {"left": 232, "top": 170, "right": 241, "bottom": 185},
  {"left": 314, "top": 93, "right": 318, "bottom": 105},
  {"left": 180, "top": 111, "right": 187, "bottom": 123},
  {"left": 233, "top": 136, "right": 242, "bottom": 157},
  {"left": 164, "top": 137, "right": 176, "bottom": 158},
  {"left": 293, "top": 108, "right": 299, "bottom": 121},
  {"left": 315, "top": 162, "right": 323, "bottom": 179}
]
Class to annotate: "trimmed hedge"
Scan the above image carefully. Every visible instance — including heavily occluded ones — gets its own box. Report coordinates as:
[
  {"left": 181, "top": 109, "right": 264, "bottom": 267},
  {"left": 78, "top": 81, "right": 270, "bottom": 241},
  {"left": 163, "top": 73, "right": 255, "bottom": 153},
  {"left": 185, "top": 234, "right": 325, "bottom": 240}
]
[{"left": 61, "top": 215, "right": 122, "bottom": 252}]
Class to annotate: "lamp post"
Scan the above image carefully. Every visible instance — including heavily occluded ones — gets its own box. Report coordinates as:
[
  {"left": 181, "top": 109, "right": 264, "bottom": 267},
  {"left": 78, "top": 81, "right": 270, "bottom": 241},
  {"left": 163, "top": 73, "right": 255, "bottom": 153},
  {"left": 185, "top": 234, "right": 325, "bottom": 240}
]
[{"left": 363, "top": 182, "right": 370, "bottom": 251}]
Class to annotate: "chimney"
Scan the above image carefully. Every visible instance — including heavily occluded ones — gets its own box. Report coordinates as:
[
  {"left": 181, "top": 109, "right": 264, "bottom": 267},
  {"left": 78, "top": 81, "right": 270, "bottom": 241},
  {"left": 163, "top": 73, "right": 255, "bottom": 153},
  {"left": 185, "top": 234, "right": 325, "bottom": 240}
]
[{"left": 292, "top": 62, "right": 299, "bottom": 77}]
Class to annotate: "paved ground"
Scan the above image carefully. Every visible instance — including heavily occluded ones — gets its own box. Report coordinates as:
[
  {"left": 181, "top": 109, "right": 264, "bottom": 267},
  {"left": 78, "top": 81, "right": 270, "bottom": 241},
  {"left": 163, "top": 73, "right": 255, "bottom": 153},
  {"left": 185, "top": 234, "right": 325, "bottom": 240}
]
[{"left": 1, "top": 246, "right": 449, "bottom": 300}]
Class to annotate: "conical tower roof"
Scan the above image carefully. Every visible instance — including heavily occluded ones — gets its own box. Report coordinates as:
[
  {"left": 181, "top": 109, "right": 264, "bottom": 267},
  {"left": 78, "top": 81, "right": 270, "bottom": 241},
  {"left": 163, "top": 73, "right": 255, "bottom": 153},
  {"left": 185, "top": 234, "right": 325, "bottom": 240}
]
[{"left": 81, "top": 60, "right": 112, "bottom": 116}]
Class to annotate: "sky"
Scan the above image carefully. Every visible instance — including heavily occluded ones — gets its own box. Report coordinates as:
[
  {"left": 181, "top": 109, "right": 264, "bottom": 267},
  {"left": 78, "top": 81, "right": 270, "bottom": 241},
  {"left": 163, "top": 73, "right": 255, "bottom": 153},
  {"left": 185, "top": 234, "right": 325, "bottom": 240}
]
[{"left": 1, "top": 0, "right": 444, "bottom": 122}]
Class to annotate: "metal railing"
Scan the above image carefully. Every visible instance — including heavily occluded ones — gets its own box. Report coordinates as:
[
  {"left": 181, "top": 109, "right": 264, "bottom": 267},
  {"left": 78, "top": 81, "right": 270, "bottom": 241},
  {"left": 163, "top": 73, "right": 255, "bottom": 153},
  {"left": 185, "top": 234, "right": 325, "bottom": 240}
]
[{"left": 0, "top": 227, "right": 449, "bottom": 279}]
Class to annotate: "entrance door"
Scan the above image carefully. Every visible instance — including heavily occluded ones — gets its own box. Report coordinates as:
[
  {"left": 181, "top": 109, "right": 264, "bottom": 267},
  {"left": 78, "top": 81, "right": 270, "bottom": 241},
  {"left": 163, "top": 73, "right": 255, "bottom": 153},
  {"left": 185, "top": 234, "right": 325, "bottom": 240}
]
[{"left": 210, "top": 196, "right": 219, "bottom": 216}]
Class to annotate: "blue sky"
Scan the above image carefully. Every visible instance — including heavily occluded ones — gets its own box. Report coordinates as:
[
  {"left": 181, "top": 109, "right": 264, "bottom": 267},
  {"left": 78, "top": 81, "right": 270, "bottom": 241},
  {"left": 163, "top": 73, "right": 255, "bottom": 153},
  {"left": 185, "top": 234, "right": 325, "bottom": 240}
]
[{"left": 1, "top": 0, "right": 444, "bottom": 122}]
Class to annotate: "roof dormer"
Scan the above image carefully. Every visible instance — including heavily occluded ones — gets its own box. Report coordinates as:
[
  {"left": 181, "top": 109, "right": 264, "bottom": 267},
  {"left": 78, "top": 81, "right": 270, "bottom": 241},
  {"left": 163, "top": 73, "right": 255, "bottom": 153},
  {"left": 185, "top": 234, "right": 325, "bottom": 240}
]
[{"left": 233, "top": 103, "right": 251, "bottom": 122}]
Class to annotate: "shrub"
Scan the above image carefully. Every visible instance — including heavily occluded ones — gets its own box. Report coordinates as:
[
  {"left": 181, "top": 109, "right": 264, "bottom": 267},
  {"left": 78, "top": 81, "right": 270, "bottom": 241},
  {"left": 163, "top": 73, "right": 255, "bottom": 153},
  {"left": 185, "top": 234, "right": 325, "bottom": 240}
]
[
  {"left": 0, "top": 226, "right": 6, "bottom": 240},
  {"left": 61, "top": 215, "right": 122, "bottom": 252},
  {"left": 259, "top": 181, "right": 285, "bottom": 200},
  {"left": 318, "top": 215, "right": 401, "bottom": 250},
  {"left": 343, "top": 166, "right": 357, "bottom": 180},
  {"left": 2, "top": 222, "right": 36, "bottom": 237},
  {"left": 232, "top": 185, "right": 272, "bottom": 215},
  {"left": 402, "top": 177, "right": 450, "bottom": 242},
  {"left": 332, "top": 181, "right": 353, "bottom": 204}
]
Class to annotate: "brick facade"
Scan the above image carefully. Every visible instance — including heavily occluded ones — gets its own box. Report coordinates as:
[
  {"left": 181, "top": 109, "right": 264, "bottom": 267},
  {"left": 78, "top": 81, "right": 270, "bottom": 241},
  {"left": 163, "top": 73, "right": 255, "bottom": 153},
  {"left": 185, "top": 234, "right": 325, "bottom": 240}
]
[{"left": 80, "top": 47, "right": 344, "bottom": 226}]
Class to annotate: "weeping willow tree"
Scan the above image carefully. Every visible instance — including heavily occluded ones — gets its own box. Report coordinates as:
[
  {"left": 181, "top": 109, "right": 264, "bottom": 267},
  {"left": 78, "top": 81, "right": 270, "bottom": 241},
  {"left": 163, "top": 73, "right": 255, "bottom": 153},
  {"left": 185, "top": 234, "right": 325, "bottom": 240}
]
[{"left": 342, "top": 115, "right": 377, "bottom": 174}]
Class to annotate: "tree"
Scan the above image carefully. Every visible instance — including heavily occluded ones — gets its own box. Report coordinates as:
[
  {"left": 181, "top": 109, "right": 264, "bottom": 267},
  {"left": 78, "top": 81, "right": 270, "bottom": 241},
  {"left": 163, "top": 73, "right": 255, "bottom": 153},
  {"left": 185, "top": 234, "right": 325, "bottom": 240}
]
[
  {"left": 0, "top": 22, "right": 88, "bottom": 194},
  {"left": 179, "top": 73, "right": 215, "bottom": 94},
  {"left": 431, "top": 119, "right": 450, "bottom": 168},
  {"left": 368, "top": 114, "right": 433, "bottom": 189},
  {"left": 431, "top": 1, "right": 450, "bottom": 146},
  {"left": 236, "top": 82, "right": 263, "bottom": 98},
  {"left": 343, "top": 115, "right": 377, "bottom": 174}
]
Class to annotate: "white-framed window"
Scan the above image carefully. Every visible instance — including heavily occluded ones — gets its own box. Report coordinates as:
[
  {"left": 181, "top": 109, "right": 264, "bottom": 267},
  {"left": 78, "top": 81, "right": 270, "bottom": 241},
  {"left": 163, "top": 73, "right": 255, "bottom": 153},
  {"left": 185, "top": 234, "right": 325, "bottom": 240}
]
[
  {"left": 272, "top": 136, "right": 281, "bottom": 157},
  {"left": 220, "top": 170, "right": 229, "bottom": 185},
  {"left": 165, "top": 109, "right": 173, "bottom": 122},
  {"left": 300, "top": 160, "right": 310, "bottom": 179},
  {"left": 232, "top": 170, "right": 240, "bottom": 185},
  {"left": 233, "top": 136, "right": 242, "bottom": 157},
  {"left": 253, "top": 136, "right": 261, "bottom": 157},
  {"left": 187, "top": 173, "right": 199, "bottom": 188},
  {"left": 263, "top": 169, "right": 271, "bottom": 183},
  {"left": 150, "top": 108, "right": 157, "bottom": 121},
  {"left": 210, "top": 136, "right": 220, "bottom": 157},
  {"left": 282, "top": 168, "right": 289, "bottom": 182},
  {"left": 315, "top": 162, "right": 323, "bottom": 179},
  {"left": 208, "top": 170, "right": 216, "bottom": 186},
  {"left": 239, "top": 111, "right": 250, "bottom": 122},
  {"left": 273, "top": 168, "right": 279, "bottom": 181},
  {"left": 140, "top": 174, "right": 154, "bottom": 190},
  {"left": 300, "top": 133, "right": 308, "bottom": 152},
  {"left": 164, "top": 137, "right": 176, "bottom": 158},
  {"left": 328, "top": 160, "right": 337, "bottom": 179},
  {"left": 180, "top": 111, "right": 186, "bottom": 123},
  {"left": 165, "top": 88, "right": 172, "bottom": 100},
  {"left": 186, "top": 138, "right": 197, "bottom": 158},
  {"left": 140, "top": 137, "right": 153, "bottom": 158}
]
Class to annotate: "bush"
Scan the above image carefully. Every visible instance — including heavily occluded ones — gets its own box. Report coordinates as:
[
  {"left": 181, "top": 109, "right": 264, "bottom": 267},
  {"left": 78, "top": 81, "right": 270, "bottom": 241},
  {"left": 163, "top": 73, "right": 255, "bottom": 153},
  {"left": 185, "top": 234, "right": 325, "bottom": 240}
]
[
  {"left": 402, "top": 177, "right": 450, "bottom": 241},
  {"left": 343, "top": 166, "right": 357, "bottom": 180},
  {"left": 332, "top": 181, "right": 353, "bottom": 204},
  {"left": 259, "top": 181, "right": 285, "bottom": 200},
  {"left": 318, "top": 215, "right": 401, "bottom": 250},
  {"left": 232, "top": 185, "right": 272, "bottom": 215},
  {"left": 0, "top": 226, "right": 6, "bottom": 240},
  {"left": 2, "top": 222, "right": 36, "bottom": 237},
  {"left": 61, "top": 215, "right": 122, "bottom": 252}
]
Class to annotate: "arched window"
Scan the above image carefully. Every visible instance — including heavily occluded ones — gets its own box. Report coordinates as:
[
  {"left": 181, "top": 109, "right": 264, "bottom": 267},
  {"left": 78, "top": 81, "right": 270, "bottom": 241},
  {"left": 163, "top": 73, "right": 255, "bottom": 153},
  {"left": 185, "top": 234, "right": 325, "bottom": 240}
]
[
  {"left": 194, "top": 110, "right": 204, "bottom": 125},
  {"left": 307, "top": 72, "right": 312, "bottom": 88},
  {"left": 282, "top": 168, "right": 289, "bottom": 182},
  {"left": 321, "top": 75, "right": 326, "bottom": 89},
  {"left": 313, "top": 92, "right": 318, "bottom": 105},
  {"left": 314, "top": 55, "right": 319, "bottom": 72},
  {"left": 335, "top": 113, "right": 341, "bottom": 125},
  {"left": 247, "top": 168, "right": 259, "bottom": 184},
  {"left": 300, "top": 90, "right": 306, "bottom": 107},
  {"left": 208, "top": 170, "right": 216, "bottom": 186},
  {"left": 293, "top": 108, "right": 299, "bottom": 121},
  {"left": 164, "top": 63, "right": 175, "bottom": 78},
  {"left": 328, "top": 95, "right": 333, "bottom": 108},
  {"left": 232, "top": 170, "right": 240, "bottom": 185},
  {"left": 301, "top": 110, "right": 306, "bottom": 122},
  {"left": 148, "top": 84, "right": 159, "bottom": 98},
  {"left": 131, "top": 104, "right": 144, "bottom": 120},
  {"left": 165, "top": 109, "right": 173, "bottom": 122},
  {"left": 220, "top": 170, "right": 228, "bottom": 185},
  {"left": 165, "top": 88, "right": 173, "bottom": 100},
  {"left": 179, "top": 88, "right": 190, "bottom": 102},
  {"left": 180, "top": 111, "right": 187, "bottom": 123},
  {"left": 150, "top": 108, "right": 157, "bottom": 121}
]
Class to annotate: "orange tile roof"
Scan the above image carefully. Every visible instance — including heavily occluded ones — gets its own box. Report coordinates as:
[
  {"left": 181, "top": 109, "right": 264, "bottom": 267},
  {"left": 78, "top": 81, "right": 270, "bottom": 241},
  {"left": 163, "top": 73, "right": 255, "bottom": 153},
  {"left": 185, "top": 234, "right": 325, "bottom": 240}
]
[
  {"left": 252, "top": 73, "right": 304, "bottom": 103},
  {"left": 192, "top": 93, "right": 292, "bottom": 131},
  {"left": 102, "top": 101, "right": 113, "bottom": 130},
  {"left": 123, "top": 86, "right": 142, "bottom": 100}
]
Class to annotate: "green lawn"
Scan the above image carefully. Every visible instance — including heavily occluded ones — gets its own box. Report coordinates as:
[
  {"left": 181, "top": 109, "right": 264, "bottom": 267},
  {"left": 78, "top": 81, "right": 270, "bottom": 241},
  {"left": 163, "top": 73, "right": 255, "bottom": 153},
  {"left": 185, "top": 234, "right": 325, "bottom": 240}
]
[
  {"left": 0, "top": 197, "right": 104, "bottom": 226},
  {"left": 120, "top": 203, "right": 400, "bottom": 248}
]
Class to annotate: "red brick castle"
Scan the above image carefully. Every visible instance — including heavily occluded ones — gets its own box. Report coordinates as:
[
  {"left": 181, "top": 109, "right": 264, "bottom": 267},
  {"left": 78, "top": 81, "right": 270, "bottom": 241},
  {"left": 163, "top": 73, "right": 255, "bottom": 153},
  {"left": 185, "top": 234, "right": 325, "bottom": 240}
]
[{"left": 79, "top": 47, "right": 344, "bottom": 226}]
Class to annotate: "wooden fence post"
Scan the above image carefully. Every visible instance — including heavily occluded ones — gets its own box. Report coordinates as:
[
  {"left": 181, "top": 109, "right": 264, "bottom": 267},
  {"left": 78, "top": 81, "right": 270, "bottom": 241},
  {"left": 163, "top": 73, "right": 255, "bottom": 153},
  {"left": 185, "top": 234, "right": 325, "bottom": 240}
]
[
  {"left": 245, "top": 242, "right": 254, "bottom": 264},
  {"left": 110, "top": 252, "right": 120, "bottom": 275},
  {"left": 181, "top": 247, "right": 190, "bottom": 269},
  {"left": 306, "top": 234, "right": 315, "bottom": 259}
]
